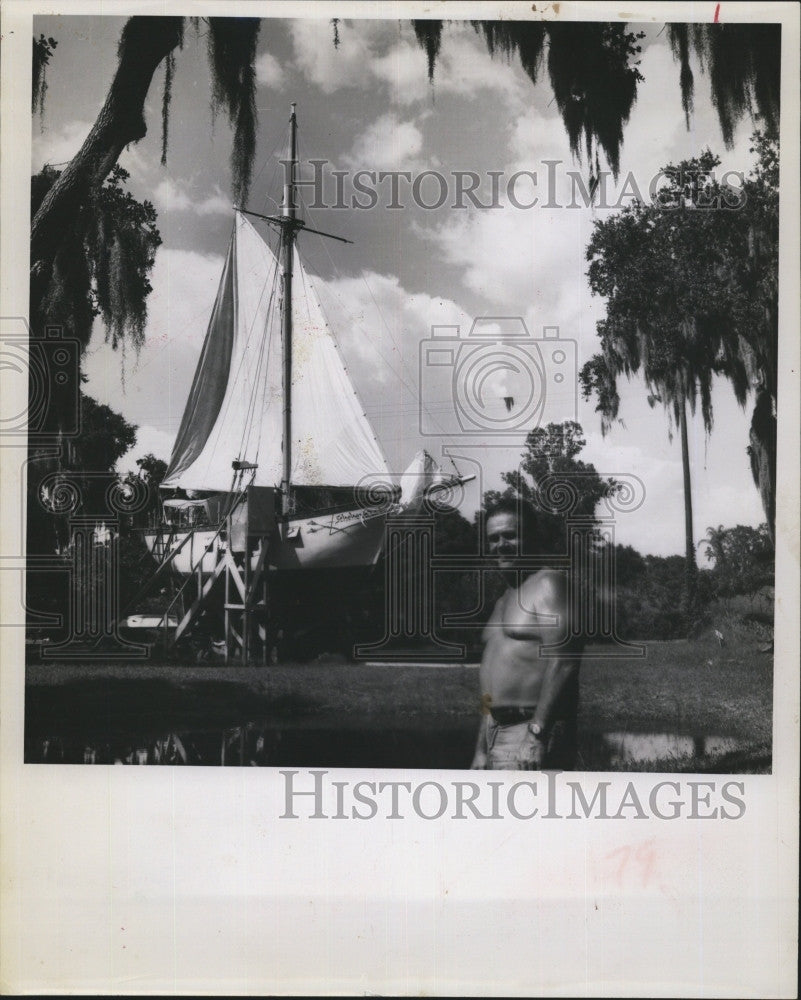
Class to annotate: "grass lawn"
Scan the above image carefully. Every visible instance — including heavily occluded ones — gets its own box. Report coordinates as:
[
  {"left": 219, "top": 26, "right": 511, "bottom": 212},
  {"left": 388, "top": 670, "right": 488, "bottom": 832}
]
[{"left": 25, "top": 631, "right": 772, "bottom": 772}]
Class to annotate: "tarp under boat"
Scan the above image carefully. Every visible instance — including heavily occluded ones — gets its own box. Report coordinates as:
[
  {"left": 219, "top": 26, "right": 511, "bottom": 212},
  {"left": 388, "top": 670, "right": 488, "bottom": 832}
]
[{"left": 162, "top": 212, "right": 390, "bottom": 494}]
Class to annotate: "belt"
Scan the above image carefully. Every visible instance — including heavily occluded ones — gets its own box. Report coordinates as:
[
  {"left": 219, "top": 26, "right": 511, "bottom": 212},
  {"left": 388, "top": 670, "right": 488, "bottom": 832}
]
[{"left": 490, "top": 705, "right": 537, "bottom": 725}]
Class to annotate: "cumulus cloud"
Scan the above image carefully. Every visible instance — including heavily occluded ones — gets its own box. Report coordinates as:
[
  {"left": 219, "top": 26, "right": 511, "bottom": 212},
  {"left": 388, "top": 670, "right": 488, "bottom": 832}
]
[
  {"left": 291, "top": 20, "right": 527, "bottom": 109},
  {"left": 152, "top": 178, "right": 231, "bottom": 216},
  {"left": 314, "top": 268, "right": 470, "bottom": 383},
  {"left": 255, "top": 51, "right": 285, "bottom": 88},
  {"left": 616, "top": 41, "right": 758, "bottom": 184},
  {"left": 117, "top": 424, "right": 177, "bottom": 472},
  {"left": 31, "top": 119, "right": 93, "bottom": 172},
  {"left": 82, "top": 246, "right": 225, "bottom": 437},
  {"left": 343, "top": 114, "right": 425, "bottom": 172},
  {"left": 289, "top": 20, "right": 374, "bottom": 94},
  {"left": 370, "top": 31, "right": 526, "bottom": 107},
  {"left": 310, "top": 266, "right": 477, "bottom": 470},
  {"left": 420, "top": 30, "right": 528, "bottom": 104}
]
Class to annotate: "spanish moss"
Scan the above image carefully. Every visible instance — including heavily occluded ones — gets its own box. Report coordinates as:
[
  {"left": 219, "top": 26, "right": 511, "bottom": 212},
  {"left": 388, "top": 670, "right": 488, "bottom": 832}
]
[
  {"left": 32, "top": 34, "right": 58, "bottom": 119},
  {"left": 667, "top": 24, "right": 694, "bottom": 128},
  {"left": 412, "top": 20, "right": 443, "bottom": 83},
  {"left": 207, "top": 18, "right": 260, "bottom": 206},
  {"left": 90, "top": 166, "right": 161, "bottom": 353},
  {"left": 546, "top": 22, "right": 644, "bottom": 180},
  {"left": 471, "top": 21, "right": 546, "bottom": 84},
  {"left": 667, "top": 23, "right": 780, "bottom": 146},
  {"left": 32, "top": 165, "right": 161, "bottom": 355},
  {"left": 580, "top": 137, "right": 778, "bottom": 535}
]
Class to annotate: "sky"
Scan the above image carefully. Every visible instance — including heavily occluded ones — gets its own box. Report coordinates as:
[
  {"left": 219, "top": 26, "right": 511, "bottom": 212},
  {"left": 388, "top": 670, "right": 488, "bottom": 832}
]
[{"left": 31, "top": 13, "right": 770, "bottom": 558}]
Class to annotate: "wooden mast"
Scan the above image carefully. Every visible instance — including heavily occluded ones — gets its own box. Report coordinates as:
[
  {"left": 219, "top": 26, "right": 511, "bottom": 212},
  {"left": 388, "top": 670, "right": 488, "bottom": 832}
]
[{"left": 280, "top": 102, "right": 298, "bottom": 517}]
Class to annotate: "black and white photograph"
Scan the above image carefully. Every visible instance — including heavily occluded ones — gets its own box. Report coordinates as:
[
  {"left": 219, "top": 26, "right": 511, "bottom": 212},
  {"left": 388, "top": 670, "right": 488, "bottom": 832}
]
[
  {"left": 19, "top": 9, "right": 784, "bottom": 770},
  {"left": 1, "top": 1, "right": 798, "bottom": 995}
]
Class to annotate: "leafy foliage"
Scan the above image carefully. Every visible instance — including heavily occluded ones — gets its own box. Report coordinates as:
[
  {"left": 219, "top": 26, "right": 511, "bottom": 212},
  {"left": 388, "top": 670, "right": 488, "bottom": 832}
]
[
  {"left": 72, "top": 393, "right": 138, "bottom": 473},
  {"left": 482, "top": 421, "right": 616, "bottom": 557},
  {"left": 24, "top": 395, "right": 161, "bottom": 639},
  {"left": 543, "top": 22, "right": 644, "bottom": 181},
  {"left": 31, "top": 164, "right": 162, "bottom": 352},
  {"left": 31, "top": 19, "right": 781, "bottom": 362},
  {"left": 579, "top": 134, "right": 779, "bottom": 538},
  {"left": 701, "top": 523, "right": 774, "bottom": 598},
  {"left": 27, "top": 392, "right": 138, "bottom": 558},
  {"left": 580, "top": 151, "right": 736, "bottom": 437},
  {"left": 123, "top": 453, "right": 169, "bottom": 520},
  {"left": 161, "top": 46, "right": 180, "bottom": 166},
  {"left": 610, "top": 547, "right": 715, "bottom": 639},
  {"left": 30, "top": 16, "right": 261, "bottom": 344}
]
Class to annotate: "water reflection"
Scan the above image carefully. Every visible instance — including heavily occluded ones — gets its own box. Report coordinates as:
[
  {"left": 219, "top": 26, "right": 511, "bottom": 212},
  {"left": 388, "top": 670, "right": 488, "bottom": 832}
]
[
  {"left": 28, "top": 725, "right": 274, "bottom": 766},
  {"left": 601, "top": 732, "right": 740, "bottom": 768},
  {"left": 26, "top": 725, "right": 746, "bottom": 769}
]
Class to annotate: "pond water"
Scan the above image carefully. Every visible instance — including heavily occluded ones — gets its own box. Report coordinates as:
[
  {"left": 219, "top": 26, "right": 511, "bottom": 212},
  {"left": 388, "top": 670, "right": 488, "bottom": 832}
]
[
  {"left": 599, "top": 732, "right": 741, "bottom": 768},
  {"left": 24, "top": 724, "right": 749, "bottom": 771}
]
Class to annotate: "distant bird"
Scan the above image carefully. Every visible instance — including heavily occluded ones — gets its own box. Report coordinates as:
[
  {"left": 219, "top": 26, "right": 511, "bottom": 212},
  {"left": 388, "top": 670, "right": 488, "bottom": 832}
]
[{"left": 713, "top": 629, "right": 725, "bottom": 646}]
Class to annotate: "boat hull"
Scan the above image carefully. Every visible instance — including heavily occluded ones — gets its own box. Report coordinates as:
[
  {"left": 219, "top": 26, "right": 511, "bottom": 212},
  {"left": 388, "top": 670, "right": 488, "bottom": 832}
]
[{"left": 143, "top": 504, "right": 390, "bottom": 576}]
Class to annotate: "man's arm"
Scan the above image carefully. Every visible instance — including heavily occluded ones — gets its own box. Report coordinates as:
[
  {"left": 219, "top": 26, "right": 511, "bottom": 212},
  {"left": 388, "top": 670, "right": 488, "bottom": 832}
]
[
  {"left": 516, "top": 571, "right": 581, "bottom": 741},
  {"left": 470, "top": 713, "right": 489, "bottom": 769}
]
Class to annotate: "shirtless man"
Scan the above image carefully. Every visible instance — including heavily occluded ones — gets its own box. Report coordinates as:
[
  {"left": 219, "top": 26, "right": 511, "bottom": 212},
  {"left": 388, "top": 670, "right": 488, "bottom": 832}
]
[{"left": 471, "top": 498, "right": 582, "bottom": 770}]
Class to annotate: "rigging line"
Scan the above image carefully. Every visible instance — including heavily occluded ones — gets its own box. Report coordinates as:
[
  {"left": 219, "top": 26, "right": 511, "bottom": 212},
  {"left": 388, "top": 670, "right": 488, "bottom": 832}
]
[
  {"left": 292, "top": 150, "right": 425, "bottom": 396},
  {"left": 295, "top": 194, "right": 418, "bottom": 406},
  {"left": 249, "top": 120, "right": 291, "bottom": 209},
  {"left": 294, "top": 168, "right": 456, "bottom": 443},
  {"left": 261, "top": 121, "right": 296, "bottom": 214},
  {"left": 246, "top": 267, "right": 280, "bottom": 459},
  {"left": 202, "top": 218, "right": 281, "bottom": 476},
  {"left": 237, "top": 223, "right": 282, "bottom": 455},
  {"left": 246, "top": 261, "right": 282, "bottom": 468},
  {"left": 239, "top": 268, "right": 277, "bottom": 459}
]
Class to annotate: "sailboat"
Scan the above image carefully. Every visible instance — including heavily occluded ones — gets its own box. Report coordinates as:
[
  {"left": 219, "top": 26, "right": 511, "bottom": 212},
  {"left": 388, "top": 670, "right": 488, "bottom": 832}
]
[{"left": 138, "top": 104, "right": 468, "bottom": 658}]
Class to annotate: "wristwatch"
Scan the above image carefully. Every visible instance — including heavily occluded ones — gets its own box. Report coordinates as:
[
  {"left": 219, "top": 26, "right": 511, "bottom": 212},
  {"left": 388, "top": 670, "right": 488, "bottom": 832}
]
[{"left": 529, "top": 722, "right": 546, "bottom": 741}]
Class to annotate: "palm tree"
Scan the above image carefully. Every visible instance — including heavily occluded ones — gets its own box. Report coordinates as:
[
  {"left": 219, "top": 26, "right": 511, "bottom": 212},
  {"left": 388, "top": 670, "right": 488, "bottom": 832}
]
[{"left": 699, "top": 525, "right": 728, "bottom": 569}]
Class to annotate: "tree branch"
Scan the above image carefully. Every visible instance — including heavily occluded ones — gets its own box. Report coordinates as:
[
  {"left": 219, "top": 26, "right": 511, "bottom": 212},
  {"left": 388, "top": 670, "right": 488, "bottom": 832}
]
[{"left": 30, "top": 16, "right": 184, "bottom": 275}]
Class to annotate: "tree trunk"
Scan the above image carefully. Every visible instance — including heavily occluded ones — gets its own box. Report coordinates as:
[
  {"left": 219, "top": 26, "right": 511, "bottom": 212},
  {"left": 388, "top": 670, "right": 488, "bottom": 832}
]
[
  {"left": 679, "top": 398, "right": 698, "bottom": 619},
  {"left": 748, "top": 388, "right": 777, "bottom": 544},
  {"left": 30, "top": 17, "right": 183, "bottom": 283}
]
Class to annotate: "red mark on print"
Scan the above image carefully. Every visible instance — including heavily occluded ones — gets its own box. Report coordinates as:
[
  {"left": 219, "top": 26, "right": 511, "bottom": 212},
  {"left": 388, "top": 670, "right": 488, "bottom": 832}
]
[
  {"left": 603, "top": 840, "right": 658, "bottom": 888},
  {"left": 713, "top": 4, "right": 721, "bottom": 22}
]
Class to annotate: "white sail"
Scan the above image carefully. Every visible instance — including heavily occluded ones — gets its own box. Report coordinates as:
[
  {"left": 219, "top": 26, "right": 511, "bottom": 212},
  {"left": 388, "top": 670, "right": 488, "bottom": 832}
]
[
  {"left": 399, "top": 450, "right": 449, "bottom": 509},
  {"left": 162, "top": 212, "right": 390, "bottom": 492}
]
